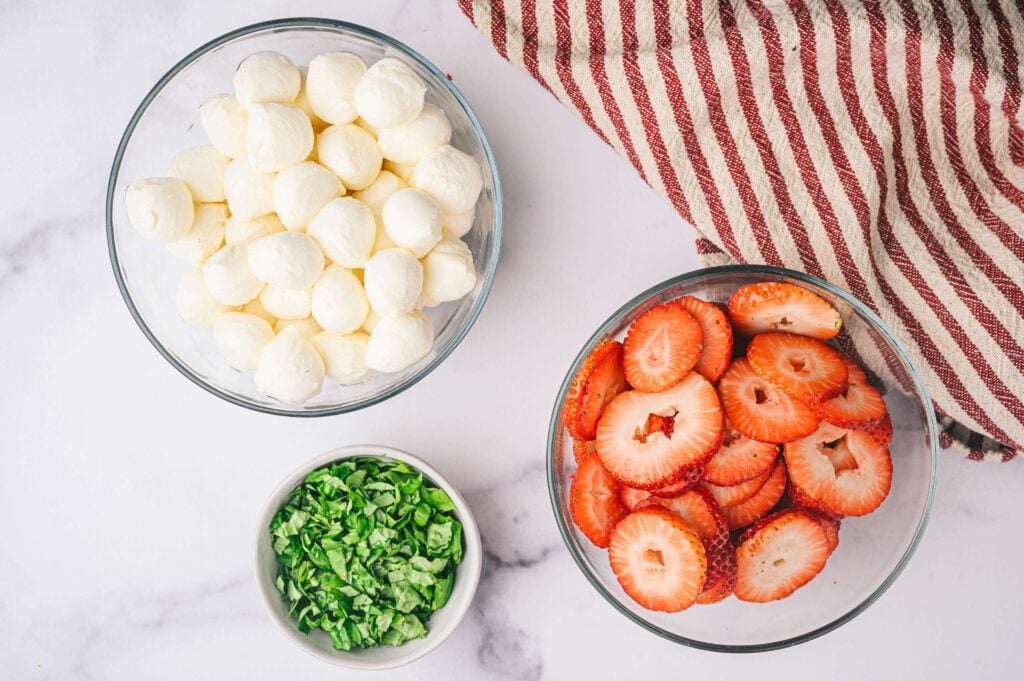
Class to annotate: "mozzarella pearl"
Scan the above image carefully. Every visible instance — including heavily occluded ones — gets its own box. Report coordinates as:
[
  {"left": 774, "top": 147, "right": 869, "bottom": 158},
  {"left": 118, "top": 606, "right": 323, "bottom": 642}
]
[
  {"left": 355, "top": 58, "right": 426, "bottom": 128},
  {"left": 176, "top": 267, "right": 235, "bottom": 329},
  {"left": 166, "top": 203, "right": 227, "bottom": 265},
  {"left": 233, "top": 51, "right": 301, "bottom": 106},
  {"left": 364, "top": 248, "right": 422, "bottom": 318},
  {"left": 421, "top": 236, "right": 477, "bottom": 307},
  {"left": 311, "top": 331, "right": 370, "bottom": 384},
  {"left": 317, "top": 124, "right": 383, "bottom": 191},
  {"left": 246, "top": 103, "right": 314, "bottom": 173},
  {"left": 307, "top": 197, "right": 376, "bottom": 268},
  {"left": 274, "top": 317, "right": 323, "bottom": 340},
  {"left": 125, "top": 177, "right": 194, "bottom": 243},
  {"left": 225, "top": 213, "right": 285, "bottom": 243},
  {"left": 413, "top": 145, "right": 483, "bottom": 214},
  {"left": 254, "top": 326, "right": 325, "bottom": 404},
  {"left": 168, "top": 145, "right": 229, "bottom": 202},
  {"left": 366, "top": 311, "right": 433, "bottom": 373},
  {"left": 203, "top": 241, "right": 265, "bottom": 305},
  {"left": 382, "top": 188, "right": 442, "bottom": 257},
  {"left": 199, "top": 94, "right": 247, "bottom": 158},
  {"left": 272, "top": 162, "right": 343, "bottom": 230},
  {"left": 259, "top": 284, "right": 311, "bottom": 320},
  {"left": 377, "top": 103, "right": 451, "bottom": 165},
  {"left": 247, "top": 231, "right": 324, "bottom": 290},
  {"left": 311, "top": 265, "right": 369, "bottom": 334},
  {"left": 352, "top": 170, "right": 406, "bottom": 214},
  {"left": 223, "top": 157, "right": 275, "bottom": 221},
  {"left": 212, "top": 312, "right": 275, "bottom": 372},
  {"left": 443, "top": 208, "right": 476, "bottom": 238},
  {"left": 306, "top": 52, "right": 366, "bottom": 125}
]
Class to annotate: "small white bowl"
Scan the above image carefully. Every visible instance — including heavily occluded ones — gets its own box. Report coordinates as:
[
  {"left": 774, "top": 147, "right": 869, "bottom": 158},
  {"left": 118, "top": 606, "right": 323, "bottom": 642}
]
[{"left": 254, "top": 445, "right": 482, "bottom": 670}]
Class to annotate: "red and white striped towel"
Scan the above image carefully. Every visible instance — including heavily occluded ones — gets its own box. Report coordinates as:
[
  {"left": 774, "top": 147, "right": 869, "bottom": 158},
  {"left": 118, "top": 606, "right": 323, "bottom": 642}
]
[{"left": 459, "top": 0, "right": 1024, "bottom": 462}]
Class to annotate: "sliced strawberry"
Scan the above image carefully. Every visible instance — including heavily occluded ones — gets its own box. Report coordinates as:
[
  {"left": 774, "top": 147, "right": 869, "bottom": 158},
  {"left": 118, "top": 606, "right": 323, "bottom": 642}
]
[
  {"left": 860, "top": 412, "right": 893, "bottom": 448},
  {"left": 734, "top": 509, "right": 831, "bottom": 603},
  {"left": 649, "top": 464, "right": 705, "bottom": 497},
  {"left": 575, "top": 342, "right": 627, "bottom": 439},
  {"left": 784, "top": 425, "right": 893, "bottom": 517},
  {"left": 703, "top": 419, "right": 779, "bottom": 486},
  {"left": 619, "top": 486, "right": 651, "bottom": 511},
  {"left": 678, "top": 296, "right": 734, "bottom": 383},
  {"left": 572, "top": 438, "right": 596, "bottom": 465},
  {"left": 721, "top": 458, "right": 788, "bottom": 530},
  {"left": 806, "top": 510, "right": 841, "bottom": 554},
  {"left": 696, "top": 569, "right": 736, "bottom": 604},
  {"left": 637, "top": 489, "right": 724, "bottom": 541},
  {"left": 785, "top": 480, "right": 835, "bottom": 516},
  {"left": 620, "top": 467, "right": 706, "bottom": 511},
  {"left": 637, "top": 488, "right": 734, "bottom": 596},
  {"left": 747, "top": 332, "right": 849, "bottom": 401},
  {"left": 815, "top": 356, "right": 887, "bottom": 427},
  {"left": 569, "top": 452, "right": 628, "bottom": 548},
  {"left": 718, "top": 359, "right": 820, "bottom": 443},
  {"left": 623, "top": 301, "right": 703, "bottom": 392},
  {"left": 728, "top": 282, "right": 842, "bottom": 340},
  {"left": 608, "top": 506, "right": 708, "bottom": 612},
  {"left": 596, "top": 373, "right": 724, "bottom": 489},
  {"left": 564, "top": 340, "right": 620, "bottom": 439},
  {"left": 702, "top": 465, "right": 774, "bottom": 508}
]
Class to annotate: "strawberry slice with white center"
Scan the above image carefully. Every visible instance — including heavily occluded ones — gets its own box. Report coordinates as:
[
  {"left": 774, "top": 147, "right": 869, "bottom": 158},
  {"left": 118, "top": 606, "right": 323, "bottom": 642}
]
[
  {"left": 596, "top": 372, "right": 724, "bottom": 489},
  {"left": 747, "top": 332, "right": 849, "bottom": 401},
  {"left": 608, "top": 506, "right": 707, "bottom": 612},
  {"left": 717, "top": 359, "right": 820, "bottom": 443},
  {"left": 734, "top": 509, "right": 831, "bottom": 603},
  {"left": 815, "top": 355, "right": 887, "bottom": 427},
  {"left": 678, "top": 296, "right": 734, "bottom": 383},
  {"left": 637, "top": 488, "right": 735, "bottom": 596},
  {"left": 623, "top": 300, "right": 703, "bottom": 392},
  {"left": 728, "top": 282, "right": 842, "bottom": 340},
  {"left": 703, "top": 419, "right": 779, "bottom": 486},
  {"left": 720, "top": 459, "right": 788, "bottom": 530},
  {"left": 784, "top": 424, "right": 893, "bottom": 517},
  {"left": 702, "top": 464, "right": 774, "bottom": 508},
  {"left": 570, "top": 452, "right": 628, "bottom": 548}
]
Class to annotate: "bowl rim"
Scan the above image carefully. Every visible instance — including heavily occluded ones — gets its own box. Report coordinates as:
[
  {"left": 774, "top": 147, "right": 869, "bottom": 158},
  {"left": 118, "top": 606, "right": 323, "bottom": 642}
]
[
  {"left": 253, "top": 444, "right": 483, "bottom": 669},
  {"left": 545, "top": 264, "right": 939, "bottom": 653},
  {"left": 106, "top": 17, "right": 503, "bottom": 417}
]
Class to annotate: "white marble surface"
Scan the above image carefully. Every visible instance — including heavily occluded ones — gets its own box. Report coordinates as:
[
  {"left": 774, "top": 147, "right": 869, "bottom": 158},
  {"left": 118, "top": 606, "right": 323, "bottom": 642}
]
[{"left": 2, "top": 0, "right": 1022, "bottom": 678}]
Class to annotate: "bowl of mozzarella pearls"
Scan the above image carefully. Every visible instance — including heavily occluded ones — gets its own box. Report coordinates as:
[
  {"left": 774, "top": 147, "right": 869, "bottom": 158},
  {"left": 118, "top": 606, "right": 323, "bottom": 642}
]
[{"left": 108, "top": 19, "right": 501, "bottom": 415}]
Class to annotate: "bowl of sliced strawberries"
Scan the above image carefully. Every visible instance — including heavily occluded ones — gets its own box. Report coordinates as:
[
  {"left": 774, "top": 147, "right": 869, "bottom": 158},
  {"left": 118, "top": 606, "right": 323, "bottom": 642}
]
[{"left": 549, "top": 265, "right": 937, "bottom": 651}]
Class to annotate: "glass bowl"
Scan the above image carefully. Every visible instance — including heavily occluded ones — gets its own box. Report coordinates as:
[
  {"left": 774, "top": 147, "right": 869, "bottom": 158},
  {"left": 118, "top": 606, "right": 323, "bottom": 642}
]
[
  {"left": 547, "top": 265, "right": 938, "bottom": 652},
  {"left": 106, "top": 18, "right": 502, "bottom": 416}
]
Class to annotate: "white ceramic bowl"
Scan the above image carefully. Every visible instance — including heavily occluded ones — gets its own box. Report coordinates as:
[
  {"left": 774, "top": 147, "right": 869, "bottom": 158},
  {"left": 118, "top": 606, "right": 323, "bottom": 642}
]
[{"left": 254, "top": 445, "right": 482, "bottom": 669}]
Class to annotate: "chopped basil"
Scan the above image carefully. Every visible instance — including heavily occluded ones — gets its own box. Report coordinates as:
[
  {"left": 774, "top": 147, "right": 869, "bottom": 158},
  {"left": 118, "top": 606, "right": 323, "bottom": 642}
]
[{"left": 269, "top": 457, "right": 464, "bottom": 650}]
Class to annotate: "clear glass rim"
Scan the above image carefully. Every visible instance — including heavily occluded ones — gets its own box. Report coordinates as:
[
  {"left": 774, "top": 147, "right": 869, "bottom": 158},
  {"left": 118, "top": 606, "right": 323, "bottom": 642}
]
[
  {"left": 106, "top": 17, "right": 504, "bottom": 418},
  {"left": 545, "top": 264, "right": 939, "bottom": 653}
]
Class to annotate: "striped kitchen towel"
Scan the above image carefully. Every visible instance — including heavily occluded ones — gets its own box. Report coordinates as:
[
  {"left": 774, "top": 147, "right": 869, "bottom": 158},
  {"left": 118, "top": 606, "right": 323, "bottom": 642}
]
[{"left": 458, "top": 0, "right": 1024, "bottom": 462}]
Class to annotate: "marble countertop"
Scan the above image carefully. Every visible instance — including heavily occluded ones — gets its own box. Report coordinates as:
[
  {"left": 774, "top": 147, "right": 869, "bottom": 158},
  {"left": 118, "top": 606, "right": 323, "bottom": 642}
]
[{"left": 2, "top": 0, "right": 1022, "bottom": 678}]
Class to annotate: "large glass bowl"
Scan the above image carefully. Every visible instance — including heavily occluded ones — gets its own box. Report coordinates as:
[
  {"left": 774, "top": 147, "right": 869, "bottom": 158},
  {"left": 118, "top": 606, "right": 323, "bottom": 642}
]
[
  {"left": 547, "top": 266, "right": 938, "bottom": 652},
  {"left": 107, "top": 18, "right": 502, "bottom": 416}
]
